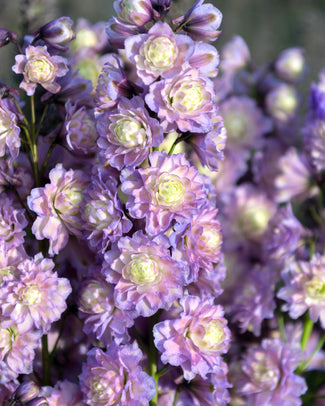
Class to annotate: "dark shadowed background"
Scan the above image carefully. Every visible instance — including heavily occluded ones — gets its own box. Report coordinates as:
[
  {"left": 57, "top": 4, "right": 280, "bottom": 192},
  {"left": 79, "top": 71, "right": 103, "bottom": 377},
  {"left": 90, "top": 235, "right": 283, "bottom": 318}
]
[{"left": 0, "top": 0, "right": 325, "bottom": 85}]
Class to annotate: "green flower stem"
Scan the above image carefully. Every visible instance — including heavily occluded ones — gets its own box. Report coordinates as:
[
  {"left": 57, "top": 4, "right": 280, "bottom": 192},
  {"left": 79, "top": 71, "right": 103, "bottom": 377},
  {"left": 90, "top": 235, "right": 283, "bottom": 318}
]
[
  {"left": 301, "top": 314, "right": 314, "bottom": 352},
  {"left": 42, "top": 334, "right": 51, "bottom": 385},
  {"left": 168, "top": 132, "right": 192, "bottom": 156},
  {"left": 172, "top": 390, "right": 179, "bottom": 406},
  {"left": 36, "top": 103, "right": 49, "bottom": 137},
  {"left": 277, "top": 311, "right": 287, "bottom": 342},
  {"left": 296, "top": 332, "right": 325, "bottom": 374}
]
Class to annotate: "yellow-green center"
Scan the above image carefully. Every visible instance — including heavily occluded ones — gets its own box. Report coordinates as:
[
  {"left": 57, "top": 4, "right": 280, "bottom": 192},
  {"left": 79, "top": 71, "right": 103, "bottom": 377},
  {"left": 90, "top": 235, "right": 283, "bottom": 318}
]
[
  {"left": 145, "top": 36, "right": 177, "bottom": 69},
  {"left": 26, "top": 57, "right": 55, "bottom": 82},
  {"left": 114, "top": 118, "right": 146, "bottom": 147},
  {"left": 173, "top": 82, "right": 204, "bottom": 113},
  {"left": 124, "top": 255, "right": 159, "bottom": 285},
  {"left": 156, "top": 174, "right": 185, "bottom": 206}
]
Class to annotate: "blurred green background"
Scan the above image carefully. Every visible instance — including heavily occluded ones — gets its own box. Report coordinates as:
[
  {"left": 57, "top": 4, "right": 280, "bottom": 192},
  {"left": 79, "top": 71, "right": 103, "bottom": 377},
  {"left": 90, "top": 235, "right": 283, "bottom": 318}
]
[{"left": 0, "top": 0, "right": 325, "bottom": 85}]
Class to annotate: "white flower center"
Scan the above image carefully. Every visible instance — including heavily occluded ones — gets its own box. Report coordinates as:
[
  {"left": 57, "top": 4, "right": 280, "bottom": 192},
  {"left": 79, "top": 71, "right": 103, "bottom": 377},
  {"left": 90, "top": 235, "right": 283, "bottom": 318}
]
[
  {"left": 23, "top": 284, "right": 42, "bottom": 305},
  {"left": 26, "top": 57, "right": 56, "bottom": 83},
  {"left": 124, "top": 255, "right": 159, "bottom": 286},
  {"left": 144, "top": 36, "right": 177, "bottom": 69},
  {"left": 113, "top": 118, "right": 146, "bottom": 148},
  {"left": 172, "top": 80, "right": 204, "bottom": 113},
  {"left": 190, "top": 320, "right": 225, "bottom": 351},
  {"left": 156, "top": 174, "right": 185, "bottom": 207}
]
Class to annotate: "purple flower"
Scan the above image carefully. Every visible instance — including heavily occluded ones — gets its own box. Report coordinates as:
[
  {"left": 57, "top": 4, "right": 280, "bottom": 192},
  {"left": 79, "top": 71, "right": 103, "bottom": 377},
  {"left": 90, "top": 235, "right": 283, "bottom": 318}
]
[
  {"left": 97, "top": 96, "right": 163, "bottom": 170},
  {"left": 39, "top": 380, "right": 84, "bottom": 406},
  {"left": 82, "top": 170, "right": 132, "bottom": 253},
  {"left": 113, "top": 0, "right": 153, "bottom": 26},
  {"left": 153, "top": 295, "right": 230, "bottom": 380},
  {"left": 172, "top": 0, "right": 222, "bottom": 42},
  {"left": 231, "top": 265, "right": 276, "bottom": 336},
  {"left": 278, "top": 254, "right": 325, "bottom": 328},
  {"left": 125, "top": 21, "right": 194, "bottom": 85},
  {"left": 189, "top": 116, "right": 226, "bottom": 171},
  {"left": 0, "top": 253, "right": 71, "bottom": 333},
  {"left": 64, "top": 101, "right": 98, "bottom": 154},
  {"left": 145, "top": 68, "right": 217, "bottom": 133},
  {"left": 234, "top": 338, "right": 307, "bottom": 406},
  {"left": 275, "top": 47, "right": 306, "bottom": 83},
  {"left": 79, "top": 341, "right": 156, "bottom": 405},
  {"left": 171, "top": 203, "right": 223, "bottom": 280},
  {"left": 220, "top": 35, "right": 250, "bottom": 74},
  {"left": 309, "top": 69, "right": 325, "bottom": 120},
  {"left": 0, "top": 323, "right": 41, "bottom": 383},
  {"left": 0, "top": 98, "right": 21, "bottom": 159},
  {"left": 304, "top": 119, "right": 325, "bottom": 172},
  {"left": 103, "top": 231, "right": 188, "bottom": 318},
  {"left": 221, "top": 184, "right": 276, "bottom": 253},
  {"left": 158, "top": 364, "right": 231, "bottom": 406},
  {"left": 106, "top": 17, "right": 144, "bottom": 49},
  {"left": 0, "top": 28, "right": 17, "bottom": 48},
  {"left": 28, "top": 164, "right": 88, "bottom": 256},
  {"left": 121, "top": 151, "right": 207, "bottom": 236},
  {"left": 95, "top": 56, "right": 143, "bottom": 112},
  {"left": 265, "top": 83, "right": 299, "bottom": 123},
  {"left": 219, "top": 96, "right": 272, "bottom": 151},
  {"left": 12, "top": 45, "right": 69, "bottom": 96},
  {"left": 79, "top": 274, "right": 133, "bottom": 345},
  {"left": 0, "top": 193, "right": 28, "bottom": 249},
  {"left": 33, "top": 17, "right": 75, "bottom": 51},
  {"left": 274, "top": 147, "right": 313, "bottom": 203}
]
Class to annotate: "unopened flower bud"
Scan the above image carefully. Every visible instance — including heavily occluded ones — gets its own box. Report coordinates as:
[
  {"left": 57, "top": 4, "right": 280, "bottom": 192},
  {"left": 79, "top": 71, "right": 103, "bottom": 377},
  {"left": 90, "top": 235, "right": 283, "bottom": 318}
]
[
  {"left": 25, "top": 397, "right": 49, "bottom": 406},
  {"left": 34, "top": 17, "right": 75, "bottom": 50},
  {"left": 13, "top": 381, "right": 40, "bottom": 403},
  {"left": 266, "top": 83, "right": 299, "bottom": 123},
  {"left": 0, "top": 28, "right": 17, "bottom": 48},
  {"left": 275, "top": 47, "right": 306, "bottom": 83}
]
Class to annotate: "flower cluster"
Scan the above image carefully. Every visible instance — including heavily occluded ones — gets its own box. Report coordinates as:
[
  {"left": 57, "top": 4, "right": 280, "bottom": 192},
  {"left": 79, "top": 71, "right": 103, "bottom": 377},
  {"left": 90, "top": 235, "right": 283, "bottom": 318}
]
[{"left": 0, "top": 0, "right": 325, "bottom": 404}]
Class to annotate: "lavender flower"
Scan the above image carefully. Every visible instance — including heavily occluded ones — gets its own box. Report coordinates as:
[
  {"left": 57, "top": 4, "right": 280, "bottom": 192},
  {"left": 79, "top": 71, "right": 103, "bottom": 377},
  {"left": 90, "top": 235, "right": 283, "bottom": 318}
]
[
  {"left": 172, "top": 0, "right": 222, "bottom": 42},
  {"left": 113, "top": 0, "right": 153, "bottom": 26},
  {"left": 125, "top": 21, "right": 194, "bottom": 85},
  {"left": 0, "top": 253, "right": 71, "bottom": 333},
  {"left": 231, "top": 265, "right": 276, "bottom": 336},
  {"left": 265, "top": 83, "right": 299, "bottom": 123},
  {"left": 97, "top": 96, "right": 163, "bottom": 170},
  {"left": 121, "top": 151, "right": 207, "bottom": 236},
  {"left": 39, "top": 380, "right": 84, "bottom": 406},
  {"left": 28, "top": 164, "right": 88, "bottom": 256},
  {"left": 65, "top": 101, "right": 98, "bottom": 154},
  {"left": 219, "top": 96, "right": 272, "bottom": 151},
  {"left": 0, "top": 28, "right": 17, "bottom": 48},
  {"left": 304, "top": 119, "right": 325, "bottom": 172},
  {"left": 275, "top": 47, "right": 306, "bottom": 83},
  {"left": 0, "top": 323, "right": 41, "bottom": 383},
  {"left": 12, "top": 45, "right": 69, "bottom": 96},
  {"left": 0, "top": 194, "right": 28, "bottom": 249},
  {"left": 234, "top": 338, "right": 307, "bottom": 405},
  {"left": 33, "top": 17, "right": 75, "bottom": 51},
  {"left": 278, "top": 253, "right": 325, "bottom": 328},
  {"left": 189, "top": 116, "right": 227, "bottom": 172},
  {"left": 145, "top": 68, "right": 217, "bottom": 133},
  {"left": 309, "top": 69, "right": 325, "bottom": 119},
  {"left": 95, "top": 56, "right": 143, "bottom": 112},
  {"left": 221, "top": 184, "right": 276, "bottom": 252},
  {"left": 79, "top": 341, "right": 156, "bottom": 405},
  {"left": 153, "top": 295, "right": 230, "bottom": 380},
  {"left": 103, "top": 231, "right": 188, "bottom": 318},
  {"left": 82, "top": 170, "right": 132, "bottom": 253},
  {"left": 78, "top": 272, "right": 133, "bottom": 344},
  {"left": 171, "top": 203, "right": 223, "bottom": 280},
  {"left": 0, "top": 98, "right": 21, "bottom": 159},
  {"left": 274, "top": 147, "right": 313, "bottom": 203}
]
